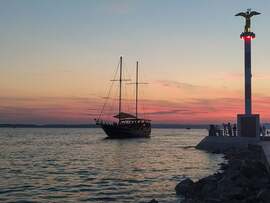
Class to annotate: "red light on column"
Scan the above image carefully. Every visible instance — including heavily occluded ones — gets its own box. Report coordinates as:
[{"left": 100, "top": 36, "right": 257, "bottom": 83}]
[{"left": 241, "top": 35, "right": 255, "bottom": 40}]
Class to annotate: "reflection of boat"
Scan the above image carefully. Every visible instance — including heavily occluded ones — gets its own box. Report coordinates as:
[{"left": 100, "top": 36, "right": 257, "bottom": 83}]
[{"left": 95, "top": 56, "right": 151, "bottom": 139}]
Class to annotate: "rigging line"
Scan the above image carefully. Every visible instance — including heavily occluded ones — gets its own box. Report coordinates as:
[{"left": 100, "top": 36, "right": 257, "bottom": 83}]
[
  {"left": 121, "top": 62, "right": 132, "bottom": 114},
  {"left": 106, "top": 86, "right": 117, "bottom": 119},
  {"left": 123, "top": 65, "right": 129, "bottom": 113},
  {"left": 97, "top": 60, "right": 120, "bottom": 120},
  {"left": 141, "top": 84, "right": 148, "bottom": 119}
]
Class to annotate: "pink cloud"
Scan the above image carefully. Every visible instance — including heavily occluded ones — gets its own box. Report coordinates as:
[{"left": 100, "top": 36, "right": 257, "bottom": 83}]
[
  {"left": 1, "top": 93, "right": 270, "bottom": 124},
  {"left": 105, "top": 1, "right": 134, "bottom": 15}
]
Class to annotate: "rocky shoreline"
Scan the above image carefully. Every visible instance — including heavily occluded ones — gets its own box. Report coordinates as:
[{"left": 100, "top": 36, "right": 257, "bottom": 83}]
[{"left": 175, "top": 145, "right": 270, "bottom": 203}]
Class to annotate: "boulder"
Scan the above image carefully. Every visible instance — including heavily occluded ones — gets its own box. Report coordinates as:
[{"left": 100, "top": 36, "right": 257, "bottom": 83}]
[
  {"left": 257, "top": 189, "right": 270, "bottom": 202},
  {"left": 175, "top": 178, "right": 194, "bottom": 196},
  {"left": 195, "top": 175, "right": 218, "bottom": 198},
  {"left": 176, "top": 147, "right": 270, "bottom": 203},
  {"left": 204, "top": 198, "right": 221, "bottom": 203},
  {"left": 233, "top": 174, "right": 250, "bottom": 187},
  {"left": 249, "top": 177, "right": 270, "bottom": 190},
  {"left": 240, "top": 160, "right": 267, "bottom": 179}
]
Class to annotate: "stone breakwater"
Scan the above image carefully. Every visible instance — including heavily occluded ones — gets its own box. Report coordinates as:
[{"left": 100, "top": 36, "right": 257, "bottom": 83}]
[{"left": 175, "top": 145, "right": 270, "bottom": 203}]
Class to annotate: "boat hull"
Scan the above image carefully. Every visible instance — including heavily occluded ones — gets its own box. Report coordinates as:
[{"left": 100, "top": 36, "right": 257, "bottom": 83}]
[{"left": 100, "top": 123, "right": 151, "bottom": 139}]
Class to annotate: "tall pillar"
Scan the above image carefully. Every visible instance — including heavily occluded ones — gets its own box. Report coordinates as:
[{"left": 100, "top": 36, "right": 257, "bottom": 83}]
[
  {"left": 242, "top": 33, "right": 254, "bottom": 115},
  {"left": 235, "top": 9, "right": 261, "bottom": 138}
]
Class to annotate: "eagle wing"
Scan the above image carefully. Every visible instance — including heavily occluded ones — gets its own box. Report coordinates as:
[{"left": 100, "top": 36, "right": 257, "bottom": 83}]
[
  {"left": 235, "top": 12, "right": 247, "bottom": 17},
  {"left": 249, "top": 11, "right": 261, "bottom": 17}
]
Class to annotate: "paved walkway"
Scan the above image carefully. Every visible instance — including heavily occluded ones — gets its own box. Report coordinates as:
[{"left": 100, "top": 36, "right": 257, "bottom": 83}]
[{"left": 259, "top": 141, "right": 270, "bottom": 171}]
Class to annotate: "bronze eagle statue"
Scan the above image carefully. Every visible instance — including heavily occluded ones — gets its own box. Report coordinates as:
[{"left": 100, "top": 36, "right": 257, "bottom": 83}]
[{"left": 235, "top": 9, "right": 261, "bottom": 32}]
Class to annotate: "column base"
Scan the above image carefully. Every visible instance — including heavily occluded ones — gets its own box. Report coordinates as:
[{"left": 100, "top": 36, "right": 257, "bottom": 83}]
[{"left": 237, "top": 114, "right": 260, "bottom": 137}]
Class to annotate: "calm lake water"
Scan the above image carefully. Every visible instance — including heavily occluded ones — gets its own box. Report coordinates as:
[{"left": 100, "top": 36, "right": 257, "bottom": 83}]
[{"left": 0, "top": 128, "right": 224, "bottom": 203}]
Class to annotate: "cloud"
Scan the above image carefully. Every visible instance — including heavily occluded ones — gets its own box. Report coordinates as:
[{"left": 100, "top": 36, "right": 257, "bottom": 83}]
[
  {"left": 155, "top": 79, "right": 242, "bottom": 100},
  {"left": 157, "top": 80, "right": 203, "bottom": 91},
  {"left": 1, "top": 94, "right": 270, "bottom": 124},
  {"left": 141, "top": 95, "right": 270, "bottom": 123},
  {"left": 138, "top": 97, "right": 243, "bottom": 123},
  {"left": 0, "top": 96, "right": 101, "bottom": 124},
  {"left": 213, "top": 72, "right": 270, "bottom": 82},
  {"left": 145, "top": 109, "right": 189, "bottom": 115},
  {"left": 105, "top": 1, "right": 135, "bottom": 15}
]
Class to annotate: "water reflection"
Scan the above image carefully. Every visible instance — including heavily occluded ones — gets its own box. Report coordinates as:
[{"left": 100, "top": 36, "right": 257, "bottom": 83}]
[{"left": 0, "top": 128, "right": 224, "bottom": 203}]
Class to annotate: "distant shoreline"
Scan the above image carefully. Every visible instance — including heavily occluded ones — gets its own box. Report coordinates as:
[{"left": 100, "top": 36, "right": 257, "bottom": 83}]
[{"left": 0, "top": 124, "right": 209, "bottom": 129}]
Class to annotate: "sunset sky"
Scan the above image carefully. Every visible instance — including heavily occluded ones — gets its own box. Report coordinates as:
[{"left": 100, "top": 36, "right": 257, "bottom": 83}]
[{"left": 1, "top": 0, "right": 270, "bottom": 124}]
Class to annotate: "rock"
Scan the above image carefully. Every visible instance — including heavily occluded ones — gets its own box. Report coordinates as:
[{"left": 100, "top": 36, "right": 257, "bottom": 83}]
[
  {"left": 217, "top": 177, "right": 232, "bottom": 193},
  {"left": 240, "top": 160, "right": 268, "bottom": 180},
  {"left": 226, "top": 186, "right": 244, "bottom": 200},
  {"left": 176, "top": 147, "right": 270, "bottom": 203},
  {"left": 181, "top": 199, "right": 199, "bottom": 203},
  {"left": 204, "top": 198, "right": 221, "bottom": 203},
  {"left": 148, "top": 199, "right": 158, "bottom": 203},
  {"left": 233, "top": 174, "right": 250, "bottom": 187},
  {"left": 225, "top": 169, "right": 239, "bottom": 181},
  {"left": 218, "top": 186, "right": 243, "bottom": 201},
  {"left": 201, "top": 181, "right": 217, "bottom": 195},
  {"left": 250, "top": 177, "right": 270, "bottom": 190},
  {"left": 245, "top": 195, "right": 259, "bottom": 203},
  {"left": 195, "top": 175, "right": 218, "bottom": 198},
  {"left": 227, "top": 159, "right": 241, "bottom": 171},
  {"left": 175, "top": 178, "right": 194, "bottom": 196},
  {"left": 257, "top": 189, "right": 270, "bottom": 202}
]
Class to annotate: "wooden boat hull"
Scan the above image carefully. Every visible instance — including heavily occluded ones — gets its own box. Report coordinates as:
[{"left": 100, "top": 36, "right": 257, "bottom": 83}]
[{"left": 100, "top": 123, "right": 151, "bottom": 139}]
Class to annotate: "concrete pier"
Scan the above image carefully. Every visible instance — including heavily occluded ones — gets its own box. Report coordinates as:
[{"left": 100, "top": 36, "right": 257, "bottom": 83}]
[
  {"left": 259, "top": 142, "right": 270, "bottom": 172},
  {"left": 196, "top": 136, "right": 259, "bottom": 152},
  {"left": 196, "top": 136, "right": 270, "bottom": 173}
]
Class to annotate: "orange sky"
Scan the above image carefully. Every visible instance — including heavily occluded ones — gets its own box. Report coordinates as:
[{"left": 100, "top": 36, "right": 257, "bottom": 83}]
[{"left": 1, "top": 1, "right": 270, "bottom": 124}]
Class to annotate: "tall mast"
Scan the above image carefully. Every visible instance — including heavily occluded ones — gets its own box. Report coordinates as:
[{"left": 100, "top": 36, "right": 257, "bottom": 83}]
[
  {"left": 119, "top": 56, "right": 122, "bottom": 123},
  {"left": 136, "top": 61, "right": 139, "bottom": 119}
]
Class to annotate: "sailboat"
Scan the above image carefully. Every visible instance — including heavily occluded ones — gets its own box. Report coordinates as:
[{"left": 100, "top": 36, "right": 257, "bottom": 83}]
[{"left": 95, "top": 56, "right": 151, "bottom": 138}]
